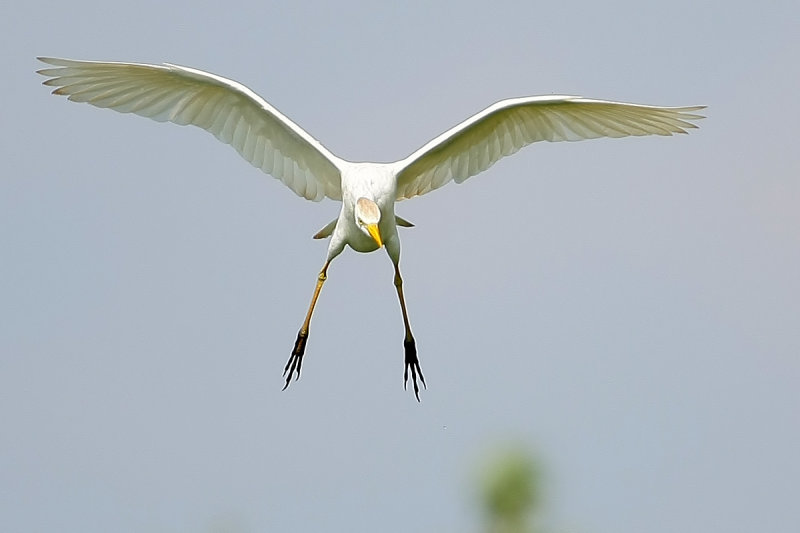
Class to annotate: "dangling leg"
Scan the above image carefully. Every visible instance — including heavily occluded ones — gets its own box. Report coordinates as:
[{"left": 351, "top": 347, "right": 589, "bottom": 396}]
[
  {"left": 393, "top": 261, "right": 426, "bottom": 401},
  {"left": 283, "top": 260, "right": 330, "bottom": 390}
]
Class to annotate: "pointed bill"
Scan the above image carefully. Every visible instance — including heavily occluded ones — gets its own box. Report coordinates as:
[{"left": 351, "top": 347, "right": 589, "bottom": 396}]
[{"left": 366, "top": 223, "right": 383, "bottom": 247}]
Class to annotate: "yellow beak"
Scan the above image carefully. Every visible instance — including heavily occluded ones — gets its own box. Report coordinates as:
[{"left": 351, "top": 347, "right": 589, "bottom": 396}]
[{"left": 366, "top": 223, "right": 383, "bottom": 248}]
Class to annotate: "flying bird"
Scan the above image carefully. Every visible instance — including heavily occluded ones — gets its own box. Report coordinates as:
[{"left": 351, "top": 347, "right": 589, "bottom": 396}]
[{"left": 37, "top": 57, "right": 704, "bottom": 400}]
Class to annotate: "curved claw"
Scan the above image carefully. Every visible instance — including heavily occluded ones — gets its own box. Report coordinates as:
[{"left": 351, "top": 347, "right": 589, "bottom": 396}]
[
  {"left": 283, "top": 330, "right": 307, "bottom": 390},
  {"left": 403, "top": 338, "right": 426, "bottom": 401}
]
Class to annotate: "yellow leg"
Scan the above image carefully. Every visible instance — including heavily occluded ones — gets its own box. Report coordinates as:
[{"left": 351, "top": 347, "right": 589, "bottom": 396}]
[
  {"left": 394, "top": 263, "right": 426, "bottom": 401},
  {"left": 283, "top": 261, "right": 330, "bottom": 390}
]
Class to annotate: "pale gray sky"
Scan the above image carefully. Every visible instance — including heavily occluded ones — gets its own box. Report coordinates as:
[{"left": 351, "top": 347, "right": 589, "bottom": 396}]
[{"left": 2, "top": 1, "right": 799, "bottom": 532}]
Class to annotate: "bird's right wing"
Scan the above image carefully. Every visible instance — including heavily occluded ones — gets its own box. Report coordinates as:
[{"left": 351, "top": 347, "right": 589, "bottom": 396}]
[
  {"left": 394, "top": 96, "right": 705, "bottom": 200},
  {"left": 37, "top": 57, "right": 344, "bottom": 202}
]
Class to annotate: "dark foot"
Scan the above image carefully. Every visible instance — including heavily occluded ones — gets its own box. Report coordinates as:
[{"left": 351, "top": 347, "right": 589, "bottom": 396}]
[
  {"left": 403, "top": 338, "right": 426, "bottom": 401},
  {"left": 283, "top": 330, "right": 307, "bottom": 390}
]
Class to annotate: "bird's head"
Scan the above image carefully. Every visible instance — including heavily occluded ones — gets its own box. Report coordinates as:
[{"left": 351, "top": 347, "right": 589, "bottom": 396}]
[{"left": 355, "top": 197, "right": 382, "bottom": 247}]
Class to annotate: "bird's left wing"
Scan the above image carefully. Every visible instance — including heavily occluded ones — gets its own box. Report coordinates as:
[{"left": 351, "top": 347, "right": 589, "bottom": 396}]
[
  {"left": 394, "top": 96, "right": 704, "bottom": 200},
  {"left": 37, "top": 57, "right": 344, "bottom": 201}
]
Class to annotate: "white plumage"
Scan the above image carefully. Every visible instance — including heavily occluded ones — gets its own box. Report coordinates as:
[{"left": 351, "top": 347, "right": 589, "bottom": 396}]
[{"left": 37, "top": 57, "right": 704, "bottom": 400}]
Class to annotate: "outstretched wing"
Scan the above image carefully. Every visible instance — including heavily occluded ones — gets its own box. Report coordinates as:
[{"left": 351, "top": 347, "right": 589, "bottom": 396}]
[
  {"left": 37, "top": 57, "right": 344, "bottom": 201},
  {"left": 394, "top": 96, "right": 704, "bottom": 200}
]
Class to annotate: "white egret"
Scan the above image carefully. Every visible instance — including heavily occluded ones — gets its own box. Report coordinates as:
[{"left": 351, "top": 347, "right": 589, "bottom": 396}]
[{"left": 37, "top": 57, "right": 704, "bottom": 400}]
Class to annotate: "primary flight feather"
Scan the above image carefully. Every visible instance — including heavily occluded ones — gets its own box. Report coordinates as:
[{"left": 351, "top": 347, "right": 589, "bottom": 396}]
[{"left": 37, "top": 56, "right": 704, "bottom": 400}]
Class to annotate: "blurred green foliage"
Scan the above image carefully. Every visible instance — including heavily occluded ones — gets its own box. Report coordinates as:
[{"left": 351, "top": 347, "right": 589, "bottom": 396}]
[
  {"left": 203, "top": 446, "right": 545, "bottom": 533},
  {"left": 480, "top": 447, "right": 541, "bottom": 533}
]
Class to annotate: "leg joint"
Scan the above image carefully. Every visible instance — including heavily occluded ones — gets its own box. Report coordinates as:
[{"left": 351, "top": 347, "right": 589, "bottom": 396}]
[{"left": 318, "top": 261, "right": 331, "bottom": 282}]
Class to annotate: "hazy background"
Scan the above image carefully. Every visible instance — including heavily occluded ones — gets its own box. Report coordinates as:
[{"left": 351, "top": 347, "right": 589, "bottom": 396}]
[{"left": 2, "top": 1, "right": 798, "bottom": 532}]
